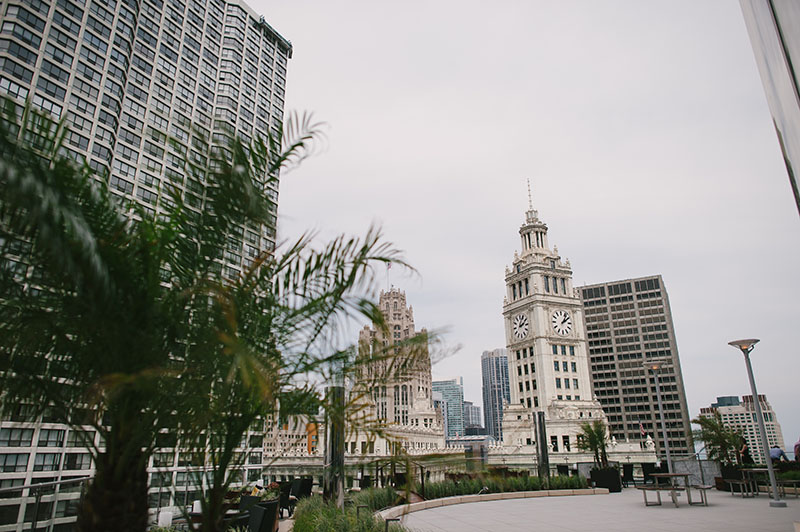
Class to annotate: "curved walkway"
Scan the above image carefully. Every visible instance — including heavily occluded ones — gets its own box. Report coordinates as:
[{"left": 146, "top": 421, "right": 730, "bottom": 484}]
[{"left": 402, "top": 488, "right": 800, "bottom": 532}]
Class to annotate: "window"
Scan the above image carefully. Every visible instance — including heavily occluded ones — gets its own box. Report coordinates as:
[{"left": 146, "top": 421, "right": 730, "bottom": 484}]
[
  {"left": 574, "top": 379, "right": 579, "bottom": 389},
  {"left": 38, "top": 429, "right": 65, "bottom": 447},
  {"left": 63, "top": 453, "right": 91, "bottom": 470},
  {"left": 561, "top": 278, "right": 567, "bottom": 293},
  {"left": 33, "top": 453, "right": 61, "bottom": 471},
  {"left": 570, "top": 346, "right": 575, "bottom": 356},
  {"left": 552, "top": 277, "right": 558, "bottom": 294},
  {"left": 544, "top": 276, "right": 550, "bottom": 292},
  {"left": 562, "top": 361, "right": 568, "bottom": 371},
  {"left": 550, "top": 435, "right": 558, "bottom": 452},
  {"left": 564, "top": 379, "right": 570, "bottom": 389},
  {"left": 561, "top": 346, "right": 567, "bottom": 355},
  {"left": 553, "top": 361, "right": 559, "bottom": 371},
  {"left": 555, "top": 378, "right": 561, "bottom": 389},
  {"left": 66, "top": 430, "right": 94, "bottom": 448},
  {"left": 552, "top": 345, "right": 557, "bottom": 355},
  {"left": 571, "top": 362, "right": 577, "bottom": 372},
  {"left": 0, "top": 429, "right": 33, "bottom": 447},
  {"left": 562, "top": 435, "right": 570, "bottom": 452},
  {"left": 0, "top": 453, "right": 28, "bottom": 472}
]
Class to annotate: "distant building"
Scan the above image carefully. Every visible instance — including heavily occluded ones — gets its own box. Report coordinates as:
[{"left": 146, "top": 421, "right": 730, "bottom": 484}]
[
  {"left": 463, "top": 401, "right": 482, "bottom": 429},
  {"left": 433, "top": 391, "right": 448, "bottom": 438},
  {"left": 700, "top": 395, "right": 785, "bottom": 463},
  {"left": 481, "top": 348, "right": 510, "bottom": 442},
  {"left": 433, "top": 378, "right": 464, "bottom": 438},
  {"left": 740, "top": 1, "right": 800, "bottom": 216},
  {"left": 581, "top": 275, "right": 694, "bottom": 459},
  {"left": 353, "top": 288, "right": 445, "bottom": 453}
]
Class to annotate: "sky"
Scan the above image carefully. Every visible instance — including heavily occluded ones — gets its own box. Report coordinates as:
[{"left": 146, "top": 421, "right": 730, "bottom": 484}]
[{"left": 253, "top": 0, "right": 800, "bottom": 449}]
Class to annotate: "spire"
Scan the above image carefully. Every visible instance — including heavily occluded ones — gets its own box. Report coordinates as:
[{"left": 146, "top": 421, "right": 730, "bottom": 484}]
[
  {"left": 525, "top": 179, "right": 539, "bottom": 224},
  {"left": 527, "top": 178, "right": 533, "bottom": 211}
]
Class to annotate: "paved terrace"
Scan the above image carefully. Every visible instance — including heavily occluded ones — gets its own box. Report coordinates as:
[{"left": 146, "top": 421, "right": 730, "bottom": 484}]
[{"left": 401, "top": 488, "right": 800, "bottom": 532}]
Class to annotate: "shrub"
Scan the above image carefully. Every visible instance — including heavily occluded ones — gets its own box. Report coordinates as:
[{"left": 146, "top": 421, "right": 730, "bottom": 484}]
[
  {"left": 419, "top": 474, "right": 583, "bottom": 500},
  {"left": 351, "top": 486, "right": 401, "bottom": 512},
  {"left": 293, "top": 496, "right": 406, "bottom": 532}
]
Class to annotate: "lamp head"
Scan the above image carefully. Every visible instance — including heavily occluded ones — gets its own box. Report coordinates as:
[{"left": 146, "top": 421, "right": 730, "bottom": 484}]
[{"left": 728, "top": 339, "right": 760, "bottom": 352}]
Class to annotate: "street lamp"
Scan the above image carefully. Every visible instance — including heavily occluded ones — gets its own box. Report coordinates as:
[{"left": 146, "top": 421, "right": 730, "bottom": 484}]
[
  {"left": 728, "top": 339, "right": 786, "bottom": 508},
  {"left": 644, "top": 361, "right": 672, "bottom": 473}
]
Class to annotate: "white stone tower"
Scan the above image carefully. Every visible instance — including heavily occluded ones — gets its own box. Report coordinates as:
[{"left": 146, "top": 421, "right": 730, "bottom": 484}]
[{"left": 501, "top": 189, "right": 606, "bottom": 452}]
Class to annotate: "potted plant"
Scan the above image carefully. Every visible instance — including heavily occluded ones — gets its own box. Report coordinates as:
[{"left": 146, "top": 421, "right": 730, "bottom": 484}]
[{"left": 578, "top": 420, "right": 621, "bottom": 493}]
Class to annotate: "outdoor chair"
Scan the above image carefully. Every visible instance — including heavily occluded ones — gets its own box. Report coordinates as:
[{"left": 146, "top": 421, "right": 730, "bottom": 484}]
[
  {"left": 641, "top": 463, "right": 657, "bottom": 485},
  {"left": 278, "top": 482, "right": 293, "bottom": 518},
  {"left": 249, "top": 499, "right": 279, "bottom": 532},
  {"left": 360, "top": 475, "right": 373, "bottom": 489},
  {"left": 622, "top": 464, "right": 635, "bottom": 487},
  {"left": 297, "top": 477, "right": 313, "bottom": 499},
  {"left": 289, "top": 478, "right": 303, "bottom": 498}
]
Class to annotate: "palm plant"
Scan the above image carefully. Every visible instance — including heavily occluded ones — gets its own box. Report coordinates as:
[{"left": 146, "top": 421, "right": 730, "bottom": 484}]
[
  {"left": 0, "top": 99, "right": 406, "bottom": 531},
  {"left": 577, "top": 420, "right": 609, "bottom": 469},
  {"left": 692, "top": 412, "right": 741, "bottom": 466}
]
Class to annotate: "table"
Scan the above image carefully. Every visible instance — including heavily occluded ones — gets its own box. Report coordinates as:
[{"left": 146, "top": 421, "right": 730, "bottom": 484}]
[
  {"left": 650, "top": 472, "right": 693, "bottom": 507},
  {"left": 741, "top": 468, "right": 769, "bottom": 496}
]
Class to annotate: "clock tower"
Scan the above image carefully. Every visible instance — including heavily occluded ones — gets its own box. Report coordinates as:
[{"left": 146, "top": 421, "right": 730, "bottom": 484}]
[{"left": 501, "top": 192, "right": 607, "bottom": 452}]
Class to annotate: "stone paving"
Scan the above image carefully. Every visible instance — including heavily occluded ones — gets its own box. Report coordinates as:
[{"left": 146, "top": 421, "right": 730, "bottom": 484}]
[{"left": 401, "top": 488, "right": 800, "bottom": 532}]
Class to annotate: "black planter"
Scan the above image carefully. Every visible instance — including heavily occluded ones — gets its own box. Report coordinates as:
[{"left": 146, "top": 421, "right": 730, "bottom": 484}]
[{"left": 590, "top": 468, "right": 622, "bottom": 493}]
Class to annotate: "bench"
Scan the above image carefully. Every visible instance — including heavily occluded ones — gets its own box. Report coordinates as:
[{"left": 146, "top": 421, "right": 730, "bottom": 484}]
[
  {"left": 779, "top": 479, "right": 800, "bottom": 499},
  {"left": 636, "top": 484, "right": 684, "bottom": 507},
  {"left": 689, "top": 485, "right": 714, "bottom": 506},
  {"left": 725, "top": 479, "right": 754, "bottom": 498}
]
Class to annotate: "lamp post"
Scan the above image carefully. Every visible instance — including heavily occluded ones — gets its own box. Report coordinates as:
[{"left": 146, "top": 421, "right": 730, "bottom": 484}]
[
  {"left": 644, "top": 362, "right": 672, "bottom": 473},
  {"left": 728, "top": 339, "right": 786, "bottom": 508}
]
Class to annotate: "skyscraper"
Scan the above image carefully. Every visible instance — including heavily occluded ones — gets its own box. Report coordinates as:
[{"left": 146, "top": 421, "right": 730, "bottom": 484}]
[
  {"left": 0, "top": 0, "right": 291, "bottom": 526},
  {"left": 700, "top": 395, "right": 785, "bottom": 463},
  {"left": 740, "top": 1, "right": 800, "bottom": 216},
  {"left": 580, "top": 275, "right": 693, "bottom": 459},
  {"left": 481, "top": 348, "right": 509, "bottom": 442},
  {"left": 462, "top": 401, "right": 482, "bottom": 429},
  {"left": 432, "top": 378, "right": 464, "bottom": 438}
]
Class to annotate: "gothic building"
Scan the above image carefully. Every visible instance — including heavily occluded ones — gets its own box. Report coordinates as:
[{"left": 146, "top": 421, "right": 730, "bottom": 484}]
[{"left": 347, "top": 289, "right": 445, "bottom": 453}]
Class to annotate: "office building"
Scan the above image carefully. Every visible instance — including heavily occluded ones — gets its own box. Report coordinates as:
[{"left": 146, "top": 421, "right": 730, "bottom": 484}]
[
  {"left": 740, "top": 1, "right": 800, "bottom": 216},
  {"left": 0, "top": 0, "right": 291, "bottom": 527},
  {"left": 501, "top": 196, "right": 606, "bottom": 451},
  {"left": 463, "top": 401, "right": 482, "bottom": 429},
  {"left": 481, "top": 348, "right": 510, "bottom": 442},
  {"left": 700, "top": 395, "right": 785, "bottom": 463},
  {"left": 432, "top": 378, "right": 465, "bottom": 438},
  {"left": 581, "top": 275, "right": 693, "bottom": 459}
]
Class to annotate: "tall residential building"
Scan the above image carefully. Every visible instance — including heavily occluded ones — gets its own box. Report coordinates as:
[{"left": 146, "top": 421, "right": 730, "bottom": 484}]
[
  {"left": 700, "top": 395, "right": 786, "bottom": 463},
  {"left": 740, "top": 1, "right": 800, "bottom": 216},
  {"left": 501, "top": 197, "right": 606, "bottom": 452},
  {"left": 481, "top": 348, "right": 510, "bottom": 442},
  {"left": 432, "top": 378, "right": 464, "bottom": 438},
  {"left": 463, "top": 401, "right": 482, "bottom": 429},
  {"left": 580, "top": 275, "right": 693, "bottom": 459},
  {"left": 0, "top": 0, "right": 291, "bottom": 527},
  {"left": 352, "top": 289, "right": 444, "bottom": 453}
]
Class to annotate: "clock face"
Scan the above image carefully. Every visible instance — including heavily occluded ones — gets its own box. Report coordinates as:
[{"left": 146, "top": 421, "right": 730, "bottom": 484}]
[
  {"left": 552, "top": 310, "right": 572, "bottom": 336},
  {"left": 512, "top": 313, "right": 529, "bottom": 340}
]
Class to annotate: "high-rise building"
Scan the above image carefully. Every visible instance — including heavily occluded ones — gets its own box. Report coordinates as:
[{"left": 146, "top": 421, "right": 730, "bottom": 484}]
[
  {"left": 352, "top": 288, "right": 444, "bottom": 453},
  {"left": 0, "top": 0, "right": 291, "bottom": 526},
  {"left": 580, "top": 275, "right": 693, "bottom": 459},
  {"left": 740, "top": 1, "right": 800, "bottom": 216},
  {"left": 481, "top": 348, "right": 509, "bottom": 442},
  {"left": 463, "top": 401, "right": 482, "bottom": 429},
  {"left": 501, "top": 197, "right": 606, "bottom": 451},
  {"left": 700, "top": 395, "right": 786, "bottom": 463},
  {"left": 432, "top": 378, "right": 465, "bottom": 438}
]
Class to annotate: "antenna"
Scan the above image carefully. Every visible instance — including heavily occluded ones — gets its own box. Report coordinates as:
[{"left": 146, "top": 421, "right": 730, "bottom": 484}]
[{"left": 527, "top": 179, "right": 533, "bottom": 210}]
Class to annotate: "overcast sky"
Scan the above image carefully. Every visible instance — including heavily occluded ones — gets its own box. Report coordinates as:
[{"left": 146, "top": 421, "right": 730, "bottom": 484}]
[{"left": 254, "top": 0, "right": 800, "bottom": 449}]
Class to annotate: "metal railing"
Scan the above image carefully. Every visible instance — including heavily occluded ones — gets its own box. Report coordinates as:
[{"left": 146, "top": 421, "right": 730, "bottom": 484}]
[{"left": 0, "top": 476, "right": 90, "bottom": 531}]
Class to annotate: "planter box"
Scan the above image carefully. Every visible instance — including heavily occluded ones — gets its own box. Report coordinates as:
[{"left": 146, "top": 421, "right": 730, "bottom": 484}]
[{"left": 590, "top": 469, "right": 622, "bottom": 493}]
